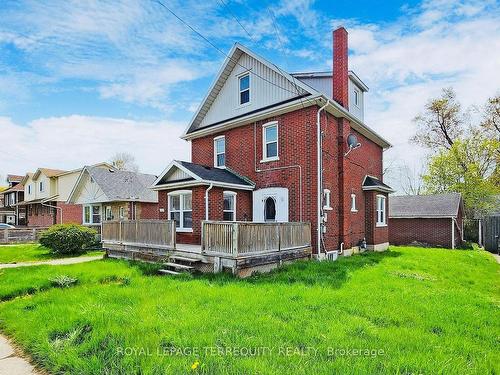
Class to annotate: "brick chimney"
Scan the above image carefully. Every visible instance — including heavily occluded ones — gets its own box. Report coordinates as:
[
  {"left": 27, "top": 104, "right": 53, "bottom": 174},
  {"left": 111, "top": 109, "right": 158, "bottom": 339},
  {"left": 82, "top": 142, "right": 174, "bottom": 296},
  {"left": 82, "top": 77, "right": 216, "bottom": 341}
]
[{"left": 333, "top": 27, "right": 349, "bottom": 109}]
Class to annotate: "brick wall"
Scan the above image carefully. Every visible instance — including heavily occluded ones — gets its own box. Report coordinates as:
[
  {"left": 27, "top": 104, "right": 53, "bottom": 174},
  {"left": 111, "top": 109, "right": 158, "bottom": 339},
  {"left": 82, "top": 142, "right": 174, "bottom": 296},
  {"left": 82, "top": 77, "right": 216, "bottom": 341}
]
[
  {"left": 56, "top": 202, "right": 83, "bottom": 224},
  {"left": 188, "top": 106, "right": 385, "bottom": 252},
  {"left": 27, "top": 204, "right": 55, "bottom": 227},
  {"left": 138, "top": 202, "right": 160, "bottom": 219},
  {"left": 389, "top": 218, "right": 453, "bottom": 248}
]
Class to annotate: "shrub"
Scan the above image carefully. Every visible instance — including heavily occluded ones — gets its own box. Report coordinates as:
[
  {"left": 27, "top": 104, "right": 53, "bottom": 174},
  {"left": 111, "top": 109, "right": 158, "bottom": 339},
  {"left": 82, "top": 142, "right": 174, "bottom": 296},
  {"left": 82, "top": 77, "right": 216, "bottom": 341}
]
[
  {"left": 50, "top": 275, "right": 78, "bottom": 288},
  {"left": 39, "top": 224, "right": 97, "bottom": 255}
]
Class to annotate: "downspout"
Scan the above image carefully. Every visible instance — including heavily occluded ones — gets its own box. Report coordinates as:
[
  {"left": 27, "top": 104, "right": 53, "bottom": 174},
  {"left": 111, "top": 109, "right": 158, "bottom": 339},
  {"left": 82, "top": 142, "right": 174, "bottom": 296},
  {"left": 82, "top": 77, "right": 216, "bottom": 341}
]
[
  {"left": 205, "top": 184, "right": 214, "bottom": 221},
  {"left": 316, "top": 99, "right": 333, "bottom": 259},
  {"left": 451, "top": 218, "right": 455, "bottom": 249}
]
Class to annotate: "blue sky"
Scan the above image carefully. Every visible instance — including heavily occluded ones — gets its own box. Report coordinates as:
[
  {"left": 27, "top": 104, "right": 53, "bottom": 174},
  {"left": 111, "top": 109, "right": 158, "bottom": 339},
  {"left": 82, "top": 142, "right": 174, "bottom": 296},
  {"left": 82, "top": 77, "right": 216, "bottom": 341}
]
[{"left": 0, "top": 0, "right": 499, "bottom": 191}]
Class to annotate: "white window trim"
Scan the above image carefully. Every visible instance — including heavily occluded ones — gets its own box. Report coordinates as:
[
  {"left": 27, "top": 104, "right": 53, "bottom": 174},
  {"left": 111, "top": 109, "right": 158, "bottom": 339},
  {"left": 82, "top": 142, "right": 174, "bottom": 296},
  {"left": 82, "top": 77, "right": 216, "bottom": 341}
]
[
  {"left": 376, "top": 194, "right": 387, "bottom": 227},
  {"left": 354, "top": 88, "right": 361, "bottom": 108},
  {"left": 238, "top": 72, "right": 251, "bottom": 107},
  {"left": 39, "top": 181, "right": 44, "bottom": 192},
  {"left": 223, "top": 191, "right": 237, "bottom": 221},
  {"left": 168, "top": 190, "right": 193, "bottom": 232},
  {"left": 323, "top": 189, "right": 332, "bottom": 210},
  {"left": 261, "top": 121, "right": 279, "bottom": 162},
  {"left": 83, "top": 204, "right": 102, "bottom": 225},
  {"left": 119, "top": 206, "right": 125, "bottom": 220},
  {"left": 351, "top": 193, "right": 358, "bottom": 213},
  {"left": 213, "top": 135, "right": 226, "bottom": 168},
  {"left": 27, "top": 184, "right": 32, "bottom": 195},
  {"left": 105, "top": 205, "right": 113, "bottom": 221}
]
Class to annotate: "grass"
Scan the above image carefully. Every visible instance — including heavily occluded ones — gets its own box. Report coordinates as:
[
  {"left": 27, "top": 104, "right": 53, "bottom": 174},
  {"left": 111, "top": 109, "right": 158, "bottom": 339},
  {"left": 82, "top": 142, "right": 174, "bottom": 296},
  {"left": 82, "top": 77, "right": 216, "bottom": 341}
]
[
  {"left": 0, "top": 246, "right": 498, "bottom": 374},
  {"left": 0, "top": 243, "right": 103, "bottom": 264}
]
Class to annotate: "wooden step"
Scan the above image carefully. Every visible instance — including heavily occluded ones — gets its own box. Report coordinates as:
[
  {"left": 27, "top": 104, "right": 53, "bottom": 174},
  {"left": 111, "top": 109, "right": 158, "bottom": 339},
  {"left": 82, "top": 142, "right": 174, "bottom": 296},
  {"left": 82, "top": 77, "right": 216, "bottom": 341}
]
[
  {"left": 169, "top": 255, "right": 200, "bottom": 263},
  {"left": 163, "top": 262, "right": 194, "bottom": 270},
  {"left": 159, "top": 269, "right": 181, "bottom": 276}
]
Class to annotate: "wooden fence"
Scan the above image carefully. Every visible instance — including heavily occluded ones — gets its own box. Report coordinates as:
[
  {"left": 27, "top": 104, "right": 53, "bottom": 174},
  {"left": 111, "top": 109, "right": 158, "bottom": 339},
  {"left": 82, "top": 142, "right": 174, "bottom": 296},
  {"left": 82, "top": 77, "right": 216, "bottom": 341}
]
[
  {"left": 1, "top": 227, "right": 48, "bottom": 244},
  {"left": 482, "top": 216, "right": 500, "bottom": 253},
  {"left": 101, "top": 220, "right": 176, "bottom": 249},
  {"left": 202, "top": 221, "right": 311, "bottom": 256}
]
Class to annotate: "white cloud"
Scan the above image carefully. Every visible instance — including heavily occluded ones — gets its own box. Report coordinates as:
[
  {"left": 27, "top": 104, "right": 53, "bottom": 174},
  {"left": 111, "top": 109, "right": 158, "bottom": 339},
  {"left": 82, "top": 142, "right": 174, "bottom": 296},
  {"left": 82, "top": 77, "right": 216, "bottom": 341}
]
[{"left": 0, "top": 116, "right": 190, "bottom": 178}]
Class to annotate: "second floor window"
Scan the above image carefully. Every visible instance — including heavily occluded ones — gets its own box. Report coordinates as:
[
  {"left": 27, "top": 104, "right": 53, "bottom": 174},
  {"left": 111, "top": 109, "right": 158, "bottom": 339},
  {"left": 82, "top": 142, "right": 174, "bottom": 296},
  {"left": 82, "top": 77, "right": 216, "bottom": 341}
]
[
  {"left": 263, "top": 122, "right": 278, "bottom": 161},
  {"left": 28, "top": 184, "right": 32, "bottom": 195},
  {"left": 214, "top": 136, "right": 225, "bottom": 167},
  {"left": 39, "top": 181, "right": 44, "bottom": 192},
  {"left": 239, "top": 73, "right": 250, "bottom": 105}
]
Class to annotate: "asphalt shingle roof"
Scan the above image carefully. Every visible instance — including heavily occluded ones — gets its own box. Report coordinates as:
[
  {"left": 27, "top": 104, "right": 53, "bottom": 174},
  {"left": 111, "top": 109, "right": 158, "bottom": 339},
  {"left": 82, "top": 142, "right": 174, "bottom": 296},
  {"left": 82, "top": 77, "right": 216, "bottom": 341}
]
[
  {"left": 389, "top": 193, "right": 462, "bottom": 218},
  {"left": 87, "top": 167, "right": 158, "bottom": 202},
  {"left": 362, "top": 175, "right": 394, "bottom": 192},
  {"left": 178, "top": 161, "right": 254, "bottom": 187}
]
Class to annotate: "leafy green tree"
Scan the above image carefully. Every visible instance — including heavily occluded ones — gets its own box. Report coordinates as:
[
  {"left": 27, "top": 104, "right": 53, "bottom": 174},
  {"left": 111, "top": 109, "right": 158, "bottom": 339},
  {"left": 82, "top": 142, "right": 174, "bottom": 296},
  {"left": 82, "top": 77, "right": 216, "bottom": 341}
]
[{"left": 423, "top": 135, "right": 499, "bottom": 216}]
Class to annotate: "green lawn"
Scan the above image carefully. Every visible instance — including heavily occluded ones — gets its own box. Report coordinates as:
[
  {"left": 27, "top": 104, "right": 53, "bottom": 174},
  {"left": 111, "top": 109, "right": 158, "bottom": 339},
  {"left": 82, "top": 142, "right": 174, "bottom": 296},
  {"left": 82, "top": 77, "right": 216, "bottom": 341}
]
[
  {"left": 0, "top": 246, "right": 498, "bottom": 374},
  {"left": 0, "top": 243, "right": 103, "bottom": 264}
]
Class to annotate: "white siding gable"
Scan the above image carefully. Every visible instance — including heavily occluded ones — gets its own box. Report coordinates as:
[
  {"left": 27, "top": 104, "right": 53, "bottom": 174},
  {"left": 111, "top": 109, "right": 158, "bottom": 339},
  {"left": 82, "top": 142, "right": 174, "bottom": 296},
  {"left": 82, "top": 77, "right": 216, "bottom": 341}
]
[
  {"left": 348, "top": 78, "right": 364, "bottom": 121},
  {"left": 74, "top": 172, "right": 108, "bottom": 204},
  {"left": 199, "top": 52, "right": 307, "bottom": 128}
]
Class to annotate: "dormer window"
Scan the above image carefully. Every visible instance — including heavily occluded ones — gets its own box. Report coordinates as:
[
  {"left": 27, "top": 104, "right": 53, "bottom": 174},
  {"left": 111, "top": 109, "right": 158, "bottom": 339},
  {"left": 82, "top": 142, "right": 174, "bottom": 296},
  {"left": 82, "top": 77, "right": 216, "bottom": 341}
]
[
  {"left": 239, "top": 73, "right": 250, "bottom": 105},
  {"left": 28, "top": 184, "right": 32, "bottom": 195},
  {"left": 354, "top": 88, "right": 360, "bottom": 107},
  {"left": 39, "top": 181, "right": 44, "bottom": 192},
  {"left": 214, "top": 136, "right": 226, "bottom": 168}
]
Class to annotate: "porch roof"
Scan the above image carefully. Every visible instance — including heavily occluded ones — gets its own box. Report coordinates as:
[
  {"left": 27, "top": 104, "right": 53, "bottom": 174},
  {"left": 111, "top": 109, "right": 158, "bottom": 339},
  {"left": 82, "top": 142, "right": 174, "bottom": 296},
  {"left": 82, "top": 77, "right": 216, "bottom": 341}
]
[
  {"left": 362, "top": 175, "right": 395, "bottom": 193},
  {"left": 152, "top": 160, "right": 255, "bottom": 191}
]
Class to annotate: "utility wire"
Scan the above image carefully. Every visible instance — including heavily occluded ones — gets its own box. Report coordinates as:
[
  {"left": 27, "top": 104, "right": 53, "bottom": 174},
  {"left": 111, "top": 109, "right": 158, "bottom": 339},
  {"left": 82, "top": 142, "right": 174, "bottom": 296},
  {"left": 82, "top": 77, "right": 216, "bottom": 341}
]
[
  {"left": 217, "top": 0, "right": 255, "bottom": 43},
  {"left": 153, "top": 0, "right": 317, "bottom": 103}
]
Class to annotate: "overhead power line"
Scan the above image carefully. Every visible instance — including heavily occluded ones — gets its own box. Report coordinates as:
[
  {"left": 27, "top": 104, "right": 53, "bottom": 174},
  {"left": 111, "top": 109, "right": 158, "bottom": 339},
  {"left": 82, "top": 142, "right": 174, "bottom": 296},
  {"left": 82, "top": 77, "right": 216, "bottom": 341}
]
[{"left": 153, "top": 0, "right": 317, "bottom": 104}]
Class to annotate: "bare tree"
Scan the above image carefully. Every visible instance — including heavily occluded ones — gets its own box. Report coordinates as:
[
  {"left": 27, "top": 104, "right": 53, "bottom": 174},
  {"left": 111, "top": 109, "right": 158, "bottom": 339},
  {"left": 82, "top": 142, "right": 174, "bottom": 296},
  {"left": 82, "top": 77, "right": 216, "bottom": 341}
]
[
  {"left": 398, "top": 163, "right": 425, "bottom": 195},
  {"left": 110, "top": 152, "right": 139, "bottom": 172},
  {"left": 411, "top": 88, "right": 465, "bottom": 150}
]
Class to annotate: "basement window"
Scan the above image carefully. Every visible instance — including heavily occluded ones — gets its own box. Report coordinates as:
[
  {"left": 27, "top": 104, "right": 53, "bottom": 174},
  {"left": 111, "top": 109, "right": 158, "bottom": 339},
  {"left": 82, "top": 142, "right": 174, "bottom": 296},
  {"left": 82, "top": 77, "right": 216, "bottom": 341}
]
[{"left": 239, "top": 73, "right": 250, "bottom": 105}]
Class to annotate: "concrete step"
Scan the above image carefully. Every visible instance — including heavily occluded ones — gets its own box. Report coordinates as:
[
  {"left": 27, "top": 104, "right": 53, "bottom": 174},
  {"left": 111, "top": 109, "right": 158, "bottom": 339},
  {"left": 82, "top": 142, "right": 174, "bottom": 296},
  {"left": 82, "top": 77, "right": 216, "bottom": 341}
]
[
  {"left": 163, "top": 262, "right": 194, "bottom": 270},
  {"left": 159, "top": 269, "right": 181, "bottom": 276}
]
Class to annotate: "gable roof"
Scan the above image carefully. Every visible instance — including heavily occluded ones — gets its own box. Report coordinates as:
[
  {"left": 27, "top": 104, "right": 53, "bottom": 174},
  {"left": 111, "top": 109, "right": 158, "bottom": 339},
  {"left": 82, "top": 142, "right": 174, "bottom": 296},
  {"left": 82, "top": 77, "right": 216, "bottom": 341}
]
[
  {"left": 6, "top": 174, "right": 23, "bottom": 183},
  {"left": 182, "top": 43, "right": 391, "bottom": 149},
  {"left": 32, "top": 168, "right": 67, "bottom": 180},
  {"left": 184, "top": 43, "right": 314, "bottom": 137},
  {"left": 152, "top": 160, "right": 255, "bottom": 191},
  {"left": 389, "top": 193, "right": 463, "bottom": 218},
  {"left": 362, "top": 175, "right": 395, "bottom": 193},
  {"left": 87, "top": 167, "right": 157, "bottom": 202}
]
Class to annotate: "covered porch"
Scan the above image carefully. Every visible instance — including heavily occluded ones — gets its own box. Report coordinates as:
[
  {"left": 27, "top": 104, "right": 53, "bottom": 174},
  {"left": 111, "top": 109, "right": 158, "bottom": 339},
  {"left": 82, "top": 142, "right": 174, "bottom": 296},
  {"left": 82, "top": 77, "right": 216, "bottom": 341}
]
[{"left": 102, "top": 219, "right": 312, "bottom": 276}]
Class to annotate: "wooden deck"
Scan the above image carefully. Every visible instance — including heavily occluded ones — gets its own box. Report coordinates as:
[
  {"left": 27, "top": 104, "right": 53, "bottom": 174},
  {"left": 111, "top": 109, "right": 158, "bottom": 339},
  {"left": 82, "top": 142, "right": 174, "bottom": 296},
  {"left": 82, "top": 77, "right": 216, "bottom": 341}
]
[{"left": 102, "top": 220, "right": 312, "bottom": 277}]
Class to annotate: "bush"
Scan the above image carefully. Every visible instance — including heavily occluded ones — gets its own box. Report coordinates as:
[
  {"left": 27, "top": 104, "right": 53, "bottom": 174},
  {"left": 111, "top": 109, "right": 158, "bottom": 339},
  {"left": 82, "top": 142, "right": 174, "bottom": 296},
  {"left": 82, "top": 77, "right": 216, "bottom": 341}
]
[
  {"left": 50, "top": 275, "right": 78, "bottom": 288},
  {"left": 39, "top": 224, "right": 97, "bottom": 255}
]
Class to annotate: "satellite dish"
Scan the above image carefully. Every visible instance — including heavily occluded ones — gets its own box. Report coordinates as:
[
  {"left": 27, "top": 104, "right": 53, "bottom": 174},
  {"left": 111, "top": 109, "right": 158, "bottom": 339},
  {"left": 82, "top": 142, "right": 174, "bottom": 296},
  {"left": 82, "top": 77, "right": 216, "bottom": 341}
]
[
  {"left": 345, "top": 134, "right": 361, "bottom": 156},
  {"left": 347, "top": 134, "right": 359, "bottom": 148}
]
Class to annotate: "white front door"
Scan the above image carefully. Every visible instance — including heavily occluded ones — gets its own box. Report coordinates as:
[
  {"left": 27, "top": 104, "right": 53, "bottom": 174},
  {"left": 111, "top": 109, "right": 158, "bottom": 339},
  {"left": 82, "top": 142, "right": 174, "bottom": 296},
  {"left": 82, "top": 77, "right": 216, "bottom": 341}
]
[{"left": 253, "top": 188, "right": 289, "bottom": 223}]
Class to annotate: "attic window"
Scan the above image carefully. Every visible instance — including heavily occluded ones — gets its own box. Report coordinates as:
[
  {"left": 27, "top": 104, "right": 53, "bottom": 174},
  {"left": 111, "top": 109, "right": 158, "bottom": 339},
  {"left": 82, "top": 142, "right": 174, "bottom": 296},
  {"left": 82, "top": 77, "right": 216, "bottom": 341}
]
[
  {"left": 354, "top": 88, "right": 360, "bottom": 107},
  {"left": 239, "top": 73, "right": 250, "bottom": 105}
]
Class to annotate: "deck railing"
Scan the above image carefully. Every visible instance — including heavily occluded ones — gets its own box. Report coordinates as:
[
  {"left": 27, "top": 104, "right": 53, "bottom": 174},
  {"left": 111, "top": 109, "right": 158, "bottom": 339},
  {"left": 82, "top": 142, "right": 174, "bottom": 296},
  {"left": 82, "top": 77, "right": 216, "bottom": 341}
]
[
  {"left": 101, "top": 220, "right": 176, "bottom": 249},
  {"left": 202, "top": 221, "right": 311, "bottom": 256}
]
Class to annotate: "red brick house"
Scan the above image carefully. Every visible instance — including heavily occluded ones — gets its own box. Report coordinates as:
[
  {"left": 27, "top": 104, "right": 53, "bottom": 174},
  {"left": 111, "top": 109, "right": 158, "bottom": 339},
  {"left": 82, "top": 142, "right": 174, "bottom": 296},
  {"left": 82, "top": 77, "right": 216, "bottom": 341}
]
[
  {"left": 389, "top": 193, "right": 464, "bottom": 249},
  {"left": 152, "top": 27, "right": 393, "bottom": 257}
]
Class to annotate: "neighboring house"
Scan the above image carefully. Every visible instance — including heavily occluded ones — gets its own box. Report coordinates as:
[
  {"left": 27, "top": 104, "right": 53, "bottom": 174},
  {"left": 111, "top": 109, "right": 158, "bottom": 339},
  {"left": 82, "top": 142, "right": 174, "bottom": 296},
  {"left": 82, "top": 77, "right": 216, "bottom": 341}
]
[
  {"left": 0, "top": 174, "right": 26, "bottom": 225},
  {"left": 17, "top": 164, "right": 109, "bottom": 227},
  {"left": 152, "top": 27, "right": 394, "bottom": 256},
  {"left": 66, "top": 166, "right": 159, "bottom": 228},
  {"left": 389, "top": 193, "right": 464, "bottom": 249}
]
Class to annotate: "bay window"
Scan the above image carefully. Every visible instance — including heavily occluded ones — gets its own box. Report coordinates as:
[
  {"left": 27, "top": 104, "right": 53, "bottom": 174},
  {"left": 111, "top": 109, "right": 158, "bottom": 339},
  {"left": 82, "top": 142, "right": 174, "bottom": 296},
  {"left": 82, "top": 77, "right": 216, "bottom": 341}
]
[{"left": 168, "top": 191, "right": 192, "bottom": 231}]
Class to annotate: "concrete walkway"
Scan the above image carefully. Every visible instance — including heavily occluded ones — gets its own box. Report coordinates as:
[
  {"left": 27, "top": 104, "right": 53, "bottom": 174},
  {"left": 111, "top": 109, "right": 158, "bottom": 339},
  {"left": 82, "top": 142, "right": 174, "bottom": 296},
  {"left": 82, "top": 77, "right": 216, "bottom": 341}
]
[
  {"left": 0, "top": 255, "right": 103, "bottom": 269},
  {"left": 492, "top": 253, "right": 500, "bottom": 264},
  {"left": 0, "top": 335, "right": 41, "bottom": 375}
]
